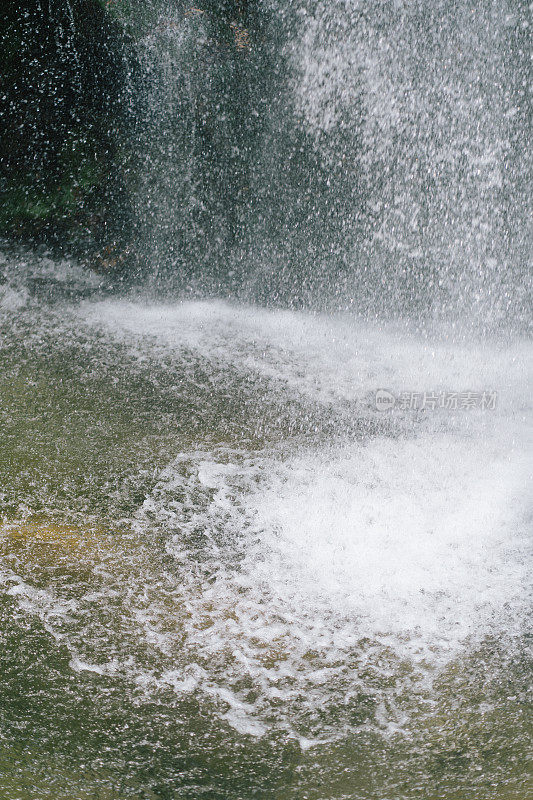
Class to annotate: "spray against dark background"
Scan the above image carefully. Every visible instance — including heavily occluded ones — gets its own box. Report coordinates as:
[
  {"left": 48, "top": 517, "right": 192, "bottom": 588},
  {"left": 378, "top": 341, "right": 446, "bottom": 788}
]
[{"left": 0, "top": 1, "right": 531, "bottom": 327}]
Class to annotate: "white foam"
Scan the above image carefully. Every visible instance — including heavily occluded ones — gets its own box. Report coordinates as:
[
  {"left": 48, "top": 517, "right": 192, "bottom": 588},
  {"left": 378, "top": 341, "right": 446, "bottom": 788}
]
[
  {"left": 3, "top": 297, "right": 530, "bottom": 738},
  {"left": 84, "top": 299, "right": 527, "bottom": 735},
  {"left": 0, "top": 285, "right": 28, "bottom": 312},
  {"left": 244, "top": 435, "right": 531, "bottom": 658},
  {"left": 69, "top": 657, "right": 119, "bottom": 676},
  {"left": 79, "top": 298, "right": 531, "bottom": 410}
]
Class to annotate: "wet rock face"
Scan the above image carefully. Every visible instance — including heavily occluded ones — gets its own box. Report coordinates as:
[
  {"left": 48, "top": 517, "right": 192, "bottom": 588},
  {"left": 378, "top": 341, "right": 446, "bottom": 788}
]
[
  {"left": 0, "top": 1, "right": 263, "bottom": 281},
  {"left": 0, "top": 0, "right": 137, "bottom": 257}
]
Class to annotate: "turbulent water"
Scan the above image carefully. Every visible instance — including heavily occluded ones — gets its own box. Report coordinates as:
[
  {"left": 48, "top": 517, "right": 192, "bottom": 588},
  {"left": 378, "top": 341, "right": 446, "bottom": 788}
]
[
  {"left": 1, "top": 0, "right": 532, "bottom": 797},
  {"left": 0, "top": 256, "right": 531, "bottom": 798}
]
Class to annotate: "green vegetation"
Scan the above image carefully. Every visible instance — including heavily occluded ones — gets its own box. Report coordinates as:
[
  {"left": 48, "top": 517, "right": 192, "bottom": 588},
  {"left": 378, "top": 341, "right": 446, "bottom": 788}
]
[{"left": 0, "top": 0, "right": 136, "bottom": 264}]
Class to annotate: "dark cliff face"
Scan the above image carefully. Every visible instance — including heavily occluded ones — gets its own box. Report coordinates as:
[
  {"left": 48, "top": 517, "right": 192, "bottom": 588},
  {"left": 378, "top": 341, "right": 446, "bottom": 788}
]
[
  {"left": 0, "top": 0, "right": 138, "bottom": 262},
  {"left": 0, "top": 0, "right": 266, "bottom": 280}
]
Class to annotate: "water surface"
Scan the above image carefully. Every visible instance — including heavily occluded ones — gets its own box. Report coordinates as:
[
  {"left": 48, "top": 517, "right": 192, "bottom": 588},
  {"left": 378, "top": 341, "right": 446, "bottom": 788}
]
[{"left": 0, "top": 260, "right": 531, "bottom": 799}]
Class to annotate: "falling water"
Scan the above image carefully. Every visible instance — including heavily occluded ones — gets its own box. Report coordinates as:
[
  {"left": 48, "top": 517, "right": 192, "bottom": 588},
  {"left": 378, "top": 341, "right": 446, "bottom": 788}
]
[
  {"left": 0, "top": 1, "right": 531, "bottom": 798},
  {"left": 125, "top": 0, "right": 531, "bottom": 326}
]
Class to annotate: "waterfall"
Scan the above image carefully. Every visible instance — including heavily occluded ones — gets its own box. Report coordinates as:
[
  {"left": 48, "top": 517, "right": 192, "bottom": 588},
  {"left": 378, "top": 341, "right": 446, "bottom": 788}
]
[
  {"left": 0, "top": 3, "right": 531, "bottom": 798},
  {"left": 112, "top": 0, "right": 530, "bottom": 329}
]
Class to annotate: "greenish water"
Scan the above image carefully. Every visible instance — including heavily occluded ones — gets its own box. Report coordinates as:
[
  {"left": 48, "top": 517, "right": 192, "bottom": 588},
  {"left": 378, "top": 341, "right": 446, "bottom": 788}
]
[
  {"left": 0, "top": 281, "right": 531, "bottom": 799},
  {"left": 2, "top": 0, "right": 531, "bottom": 795}
]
